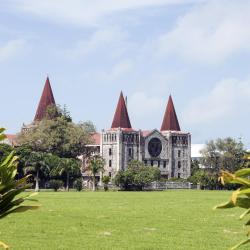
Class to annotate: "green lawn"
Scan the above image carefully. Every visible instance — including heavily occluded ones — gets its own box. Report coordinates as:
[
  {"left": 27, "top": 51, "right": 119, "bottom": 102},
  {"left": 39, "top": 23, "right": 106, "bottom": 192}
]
[{"left": 0, "top": 190, "right": 249, "bottom": 250}]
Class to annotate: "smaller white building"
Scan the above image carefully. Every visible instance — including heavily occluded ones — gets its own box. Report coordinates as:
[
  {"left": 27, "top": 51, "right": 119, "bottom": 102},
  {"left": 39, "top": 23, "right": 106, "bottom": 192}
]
[{"left": 191, "top": 144, "right": 205, "bottom": 161}]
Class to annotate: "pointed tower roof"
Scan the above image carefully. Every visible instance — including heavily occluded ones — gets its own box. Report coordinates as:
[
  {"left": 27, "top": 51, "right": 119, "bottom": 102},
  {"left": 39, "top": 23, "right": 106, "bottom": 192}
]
[
  {"left": 111, "top": 92, "right": 132, "bottom": 129},
  {"left": 161, "top": 95, "right": 181, "bottom": 131},
  {"left": 34, "top": 77, "right": 56, "bottom": 121}
]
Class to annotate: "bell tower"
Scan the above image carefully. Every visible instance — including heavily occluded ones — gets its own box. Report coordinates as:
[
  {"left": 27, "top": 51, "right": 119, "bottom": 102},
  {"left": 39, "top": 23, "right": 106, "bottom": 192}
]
[
  {"left": 160, "top": 95, "right": 191, "bottom": 179},
  {"left": 100, "top": 92, "right": 140, "bottom": 177},
  {"left": 22, "top": 77, "right": 56, "bottom": 132},
  {"left": 34, "top": 77, "right": 56, "bottom": 121}
]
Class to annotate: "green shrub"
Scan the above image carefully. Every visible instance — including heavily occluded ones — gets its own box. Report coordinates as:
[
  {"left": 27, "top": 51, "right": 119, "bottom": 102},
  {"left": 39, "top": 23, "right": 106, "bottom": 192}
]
[
  {"left": 102, "top": 176, "right": 110, "bottom": 191},
  {"left": 215, "top": 169, "right": 250, "bottom": 249},
  {"left": 114, "top": 160, "right": 161, "bottom": 191},
  {"left": 48, "top": 179, "right": 63, "bottom": 191},
  {"left": 187, "top": 170, "right": 219, "bottom": 189},
  {"left": 73, "top": 178, "right": 83, "bottom": 191},
  {"left": 168, "top": 177, "right": 186, "bottom": 182}
]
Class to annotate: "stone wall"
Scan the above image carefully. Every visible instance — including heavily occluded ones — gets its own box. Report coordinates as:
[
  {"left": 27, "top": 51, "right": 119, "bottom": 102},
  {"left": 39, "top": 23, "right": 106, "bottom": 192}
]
[
  {"left": 100, "top": 128, "right": 191, "bottom": 180},
  {"left": 97, "top": 181, "right": 197, "bottom": 191}
]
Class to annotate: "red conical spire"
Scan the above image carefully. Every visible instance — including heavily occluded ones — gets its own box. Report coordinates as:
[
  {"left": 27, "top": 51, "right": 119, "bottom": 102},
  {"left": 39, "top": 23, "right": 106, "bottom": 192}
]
[
  {"left": 111, "top": 91, "right": 132, "bottom": 129},
  {"left": 161, "top": 95, "right": 180, "bottom": 131},
  {"left": 34, "top": 77, "right": 56, "bottom": 121}
]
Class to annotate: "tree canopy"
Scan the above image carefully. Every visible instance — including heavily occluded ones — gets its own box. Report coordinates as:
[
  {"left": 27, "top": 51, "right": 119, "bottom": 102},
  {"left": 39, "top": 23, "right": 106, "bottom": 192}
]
[
  {"left": 17, "top": 106, "right": 91, "bottom": 158},
  {"left": 15, "top": 105, "right": 94, "bottom": 191},
  {"left": 85, "top": 155, "right": 105, "bottom": 191},
  {"left": 189, "top": 137, "right": 247, "bottom": 190},
  {"left": 114, "top": 160, "right": 161, "bottom": 191},
  {"left": 200, "top": 137, "right": 245, "bottom": 173}
]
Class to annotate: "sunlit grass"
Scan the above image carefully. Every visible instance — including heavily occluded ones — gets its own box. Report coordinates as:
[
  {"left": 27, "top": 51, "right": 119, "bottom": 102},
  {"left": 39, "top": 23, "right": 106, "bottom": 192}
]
[{"left": 0, "top": 190, "right": 248, "bottom": 250}]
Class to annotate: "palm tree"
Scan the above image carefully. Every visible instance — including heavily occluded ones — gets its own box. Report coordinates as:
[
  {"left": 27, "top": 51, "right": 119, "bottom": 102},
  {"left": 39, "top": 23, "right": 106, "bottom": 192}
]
[
  {"left": 87, "top": 155, "right": 105, "bottom": 191},
  {"left": 57, "top": 158, "right": 81, "bottom": 191},
  {"left": 24, "top": 151, "right": 50, "bottom": 192}
]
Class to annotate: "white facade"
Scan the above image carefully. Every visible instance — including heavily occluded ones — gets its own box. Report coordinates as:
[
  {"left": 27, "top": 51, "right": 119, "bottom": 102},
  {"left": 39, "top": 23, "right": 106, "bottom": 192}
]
[{"left": 99, "top": 128, "right": 191, "bottom": 179}]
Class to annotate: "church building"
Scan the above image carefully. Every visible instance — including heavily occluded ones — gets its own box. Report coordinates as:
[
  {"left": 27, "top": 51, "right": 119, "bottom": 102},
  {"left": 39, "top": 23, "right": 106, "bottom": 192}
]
[
  {"left": 21, "top": 77, "right": 191, "bottom": 179},
  {"left": 96, "top": 92, "right": 191, "bottom": 179}
]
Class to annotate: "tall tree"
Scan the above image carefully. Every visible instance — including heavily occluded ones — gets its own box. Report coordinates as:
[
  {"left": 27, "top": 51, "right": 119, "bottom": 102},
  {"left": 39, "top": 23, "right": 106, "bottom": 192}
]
[
  {"left": 201, "top": 137, "right": 245, "bottom": 173},
  {"left": 56, "top": 158, "right": 81, "bottom": 191},
  {"left": 190, "top": 159, "right": 200, "bottom": 176},
  {"left": 86, "top": 155, "right": 105, "bottom": 191},
  {"left": 24, "top": 151, "right": 50, "bottom": 192},
  {"left": 17, "top": 106, "right": 91, "bottom": 158},
  {"left": 17, "top": 106, "right": 94, "bottom": 190},
  {"left": 79, "top": 121, "right": 96, "bottom": 134}
]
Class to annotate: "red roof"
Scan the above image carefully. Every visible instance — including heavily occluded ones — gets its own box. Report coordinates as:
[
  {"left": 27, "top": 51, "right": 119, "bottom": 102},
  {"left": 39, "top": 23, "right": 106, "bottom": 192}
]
[
  {"left": 141, "top": 130, "right": 151, "bottom": 137},
  {"left": 5, "top": 134, "right": 16, "bottom": 140},
  {"left": 108, "top": 128, "right": 135, "bottom": 132},
  {"left": 111, "top": 91, "right": 132, "bottom": 129},
  {"left": 34, "top": 77, "right": 56, "bottom": 121},
  {"left": 161, "top": 95, "right": 181, "bottom": 131},
  {"left": 90, "top": 133, "right": 100, "bottom": 145},
  {"left": 5, "top": 134, "right": 17, "bottom": 146}
]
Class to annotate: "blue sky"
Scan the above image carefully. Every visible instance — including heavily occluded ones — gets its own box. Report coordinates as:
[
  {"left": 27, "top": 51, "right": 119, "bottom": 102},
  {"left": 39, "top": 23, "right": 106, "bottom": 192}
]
[{"left": 1, "top": 0, "right": 250, "bottom": 147}]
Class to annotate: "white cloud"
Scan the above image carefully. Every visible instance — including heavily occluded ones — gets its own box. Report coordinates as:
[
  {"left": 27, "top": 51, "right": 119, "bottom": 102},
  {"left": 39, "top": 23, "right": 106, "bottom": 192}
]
[
  {"left": 158, "top": 0, "right": 250, "bottom": 64},
  {"left": 7, "top": 0, "right": 205, "bottom": 26},
  {"left": 182, "top": 78, "right": 250, "bottom": 125},
  {"left": 109, "top": 60, "right": 133, "bottom": 79},
  {"left": 92, "top": 59, "right": 133, "bottom": 82},
  {"left": 67, "top": 27, "right": 128, "bottom": 59},
  {"left": 0, "top": 39, "right": 26, "bottom": 63},
  {"left": 129, "top": 92, "right": 165, "bottom": 121}
]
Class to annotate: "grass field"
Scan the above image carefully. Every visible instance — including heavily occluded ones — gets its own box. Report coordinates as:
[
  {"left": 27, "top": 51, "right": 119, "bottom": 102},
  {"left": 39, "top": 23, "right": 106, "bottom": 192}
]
[{"left": 0, "top": 190, "right": 249, "bottom": 250}]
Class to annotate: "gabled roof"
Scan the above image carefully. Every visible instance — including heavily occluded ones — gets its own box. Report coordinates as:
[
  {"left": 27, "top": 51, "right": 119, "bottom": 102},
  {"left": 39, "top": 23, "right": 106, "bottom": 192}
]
[
  {"left": 34, "top": 77, "right": 56, "bottom": 121},
  {"left": 108, "top": 128, "right": 135, "bottom": 132},
  {"left": 161, "top": 95, "right": 180, "bottom": 131},
  {"left": 143, "top": 129, "right": 166, "bottom": 140},
  {"left": 141, "top": 130, "right": 152, "bottom": 137},
  {"left": 91, "top": 133, "right": 101, "bottom": 145},
  {"left": 111, "top": 91, "right": 132, "bottom": 129}
]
